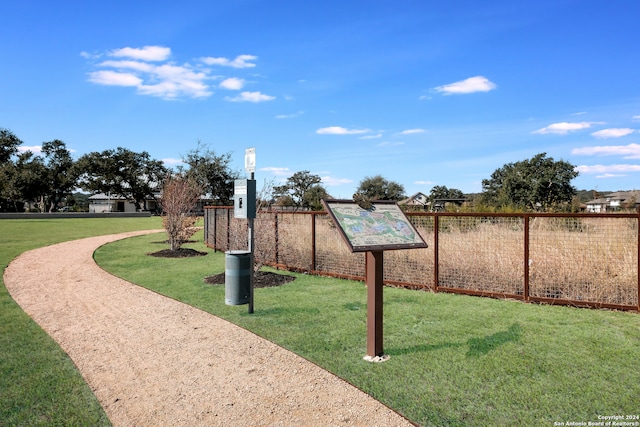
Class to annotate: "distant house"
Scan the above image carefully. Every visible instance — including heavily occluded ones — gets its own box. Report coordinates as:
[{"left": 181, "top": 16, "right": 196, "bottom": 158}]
[
  {"left": 585, "top": 190, "right": 640, "bottom": 213},
  {"left": 399, "top": 192, "right": 429, "bottom": 209},
  {"left": 88, "top": 192, "right": 218, "bottom": 214},
  {"left": 88, "top": 193, "right": 160, "bottom": 213},
  {"left": 399, "top": 192, "right": 471, "bottom": 211}
]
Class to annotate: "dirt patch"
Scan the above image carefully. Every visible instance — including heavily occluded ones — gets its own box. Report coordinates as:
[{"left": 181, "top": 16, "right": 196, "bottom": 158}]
[{"left": 204, "top": 271, "right": 296, "bottom": 288}]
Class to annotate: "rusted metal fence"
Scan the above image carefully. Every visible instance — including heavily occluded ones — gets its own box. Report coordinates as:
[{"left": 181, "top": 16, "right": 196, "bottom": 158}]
[{"left": 204, "top": 207, "right": 640, "bottom": 312}]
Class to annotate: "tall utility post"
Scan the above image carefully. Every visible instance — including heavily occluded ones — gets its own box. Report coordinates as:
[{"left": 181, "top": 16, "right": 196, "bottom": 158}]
[
  {"left": 227, "top": 148, "right": 256, "bottom": 314},
  {"left": 245, "top": 148, "right": 256, "bottom": 314}
]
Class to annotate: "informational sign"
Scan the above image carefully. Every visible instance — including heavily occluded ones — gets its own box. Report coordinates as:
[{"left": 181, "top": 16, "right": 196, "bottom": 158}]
[
  {"left": 322, "top": 199, "right": 427, "bottom": 252},
  {"left": 323, "top": 199, "right": 427, "bottom": 360},
  {"left": 245, "top": 147, "right": 256, "bottom": 173}
]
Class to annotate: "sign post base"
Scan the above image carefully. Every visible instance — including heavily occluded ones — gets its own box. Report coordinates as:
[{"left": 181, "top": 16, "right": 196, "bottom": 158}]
[{"left": 363, "top": 354, "right": 390, "bottom": 363}]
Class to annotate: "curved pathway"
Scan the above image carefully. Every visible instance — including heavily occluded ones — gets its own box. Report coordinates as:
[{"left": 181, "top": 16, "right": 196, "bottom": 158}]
[{"left": 4, "top": 231, "right": 412, "bottom": 426}]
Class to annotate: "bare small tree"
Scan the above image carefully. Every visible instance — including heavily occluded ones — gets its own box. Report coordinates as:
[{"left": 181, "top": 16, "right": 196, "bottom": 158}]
[
  {"left": 252, "top": 178, "right": 276, "bottom": 272},
  {"left": 160, "top": 175, "right": 204, "bottom": 251}
]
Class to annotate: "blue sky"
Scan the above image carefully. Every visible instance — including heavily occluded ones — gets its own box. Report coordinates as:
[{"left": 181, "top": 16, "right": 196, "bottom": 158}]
[{"left": 2, "top": 0, "right": 639, "bottom": 198}]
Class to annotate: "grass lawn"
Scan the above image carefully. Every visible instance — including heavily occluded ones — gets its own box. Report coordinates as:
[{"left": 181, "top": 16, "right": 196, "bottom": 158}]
[
  {"left": 0, "top": 217, "right": 162, "bottom": 427},
  {"left": 95, "top": 231, "right": 640, "bottom": 426}
]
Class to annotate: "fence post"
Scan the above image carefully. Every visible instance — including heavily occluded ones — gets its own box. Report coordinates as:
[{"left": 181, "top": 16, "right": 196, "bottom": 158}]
[
  {"left": 434, "top": 214, "right": 439, "bottom": 292},
  {"left": 274, "top": 212, "right": 279, "bottom": 266},
  {"left": 204, "top": 208, "right": 209, "bottom": 246},
  {"left": 311, "top": 213, "right": 317, "bottom": 272},
  {"left": 226, "top": 207, "right": 231, "bottom": 251},
  {"left": 524, "top": 214, "right": 530, "bottom": 301},
  {"left": 214, "top": 208, "right": 220, "bottom": 250},
  {"left": 214, "top": 209, "right": 218, "bottom": 250},
  {"left": 637, "top": 208, "right": 640, "bottom": 311}
]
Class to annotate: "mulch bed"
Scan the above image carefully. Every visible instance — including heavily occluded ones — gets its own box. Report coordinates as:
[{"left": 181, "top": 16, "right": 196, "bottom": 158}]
[
  {"left": 148, "top": 248, "right": 208, "bottom": 258},
  {"left": 204, "top": 271, "right": 296, "bottom": 288},
  {"left": 147, "top": 245, "right": 295, "bottom": 287}
]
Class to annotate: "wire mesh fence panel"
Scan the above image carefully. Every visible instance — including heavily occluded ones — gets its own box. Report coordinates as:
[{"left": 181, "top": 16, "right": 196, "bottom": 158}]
[
  {"left": 203, "top": 208, "right": 215, "bottom": 247},
  {"left": 383, "top": 247, "right": 434, "bottom": 290},
  {"left": 228, "top": 216, "right": 248, "bottom": 251},
  {"left": 529, "top": 216, "right": 638, "bottom": 306},
  {"left": 214, "top": 209, "right": 230, "bottom": 251},
  {"left": 203, "top": 209, "right": 639, "bottom": 310},
  {"left": 254, "top": 213, "right": 277, "bottom": 265},
  {"left": 383, "top": 216, "right": 437, "bottom": 289},
  {"left": 276, "top": 213, "right": 314, "bottom": 271},
  {"left": 438, "top": 216, "right": 525, "bottom": 295},
  {"left": 314, "top": 214, "right": 364, "bottom": 278},
  {"left": 407, "top": 214, "right": 435, "bottom": 234}
]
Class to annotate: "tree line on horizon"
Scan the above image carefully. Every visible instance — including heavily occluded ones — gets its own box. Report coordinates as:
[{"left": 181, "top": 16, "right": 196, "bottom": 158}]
[{"left": 0, "top": 127, "right": 604, "bottom": 214}]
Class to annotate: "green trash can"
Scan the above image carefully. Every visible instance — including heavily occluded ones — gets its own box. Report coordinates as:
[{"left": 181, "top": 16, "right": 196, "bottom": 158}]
[{"left": 225, "top": 250, "right": 251, "bottom": 305}]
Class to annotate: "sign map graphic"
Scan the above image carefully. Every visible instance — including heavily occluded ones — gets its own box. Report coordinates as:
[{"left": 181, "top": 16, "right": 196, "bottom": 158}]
[{"left": 323, "top": 200, "right": 427, "bottom": 252}]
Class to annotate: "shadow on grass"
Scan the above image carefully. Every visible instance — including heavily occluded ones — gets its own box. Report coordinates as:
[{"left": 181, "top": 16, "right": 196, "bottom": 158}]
[
  {"left": 387, "top": 323, "right": 522, "bottom": 357},
  {"left": 466, "top": 323, "right": 521, "bottom": 357}
]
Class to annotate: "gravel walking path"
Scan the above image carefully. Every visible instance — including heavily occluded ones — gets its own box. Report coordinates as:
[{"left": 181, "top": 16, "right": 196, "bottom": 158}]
[{"left": 4, "top": 231, "right": 412, "bottom": 426}]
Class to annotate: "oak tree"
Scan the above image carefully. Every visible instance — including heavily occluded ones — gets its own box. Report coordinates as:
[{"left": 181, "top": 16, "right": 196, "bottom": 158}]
[
  {"left": 272, "top": 170, "right": 326, "bottom": 210},
  {"left": 180, "top": 142, "right": 239, "bottom": 205},
  {"left": 75, "top": 147, "right": 168, "bottom": 211},
  {"left": 481, "top": 153, "right": 578, "bottom": 211},
  {"left": 355, "top": 175, "right": 405, "bottom": 201}
]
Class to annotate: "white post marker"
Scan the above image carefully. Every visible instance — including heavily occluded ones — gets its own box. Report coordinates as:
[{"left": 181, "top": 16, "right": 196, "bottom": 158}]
[{"left": 245, "top": 147, "right": 256, "bottom": 174}]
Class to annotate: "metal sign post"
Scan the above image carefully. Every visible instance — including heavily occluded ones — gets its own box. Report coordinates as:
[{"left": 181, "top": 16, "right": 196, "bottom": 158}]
[
  {"left": 245, "top": 148, "right": 256, "bottom": 314},
  {"left": 366, "top": 251, "right": 384, "bottom": 359}
]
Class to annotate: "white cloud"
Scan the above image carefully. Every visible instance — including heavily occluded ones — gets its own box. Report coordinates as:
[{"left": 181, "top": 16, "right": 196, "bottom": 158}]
[
  {"left": 98, "top": 60, "right": 154, "bottom": 72},
  {"left": 632, "top": 115, "right": 640, "bottom": 121},
  {"left": 80, "top": 51, "right": 100, "bottom": 60},
  {"left": 110, "top": 46, "right": 171, "bottom": 62},
  {"left": 138, "top": 81, "right": 207, "bottom": 99},
  {"left": 200, "top": 54, "right": 257, "bottom": 68},
  {"left": 18, "top": 145, "right": 42, "bottom": 155},
  {"left": 85, "top": 47, "right": 267, "bottom": 100},
  {"left": 576, "top": 164, "right": 640, "bottom": 174},
  {"left": 162, "top": 158, "right": 184, "bottom": 166},
  {"left": 359, "top": 133, "right": 383, "bottom": 139},
  {"left": 219, "top": 77, "right": 245, "bottom": 90},
  {"left": 88, "top": 70, "right": 142, "bottom": 86},
  {"left": 591, "top": 128, "right": 635, "bottom": 138},
  {"left": 596, "top": 173, "right": 626, "bottom": 178},
  {"left": 138, "top": 63, "right": 211, "bottom": 99},
  {"left": 275, "top": 111, "right": 304, "bottom": 119},
  {"left": 415, "top": 180, "right": 436, "bottom": 186},
  {"left": 321, "top": 176, "right": 353, "bottom": 186},
  {"left": 259, "top": 167, "right": 290, "bottom": 176},
  {"left": 532, "top": 121, "right": 597, "bottom": 135},
  {"left": 226, "top": 91, "right": 275, "bottom": 102},
  {"left": 572, "top": 143, "right": 640, "bottom": 159},
  {"left": 91, "top": 60, "right": 213, "bottom": 98},
  {"left": 316, "top": 126, "right": 370, "bottom": 135},
  {"left": 433, "top": 76, "right": 496, "bottom": 95},
  {"left": 398, "top": 128, "right": 425, "bottom": 135}
]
